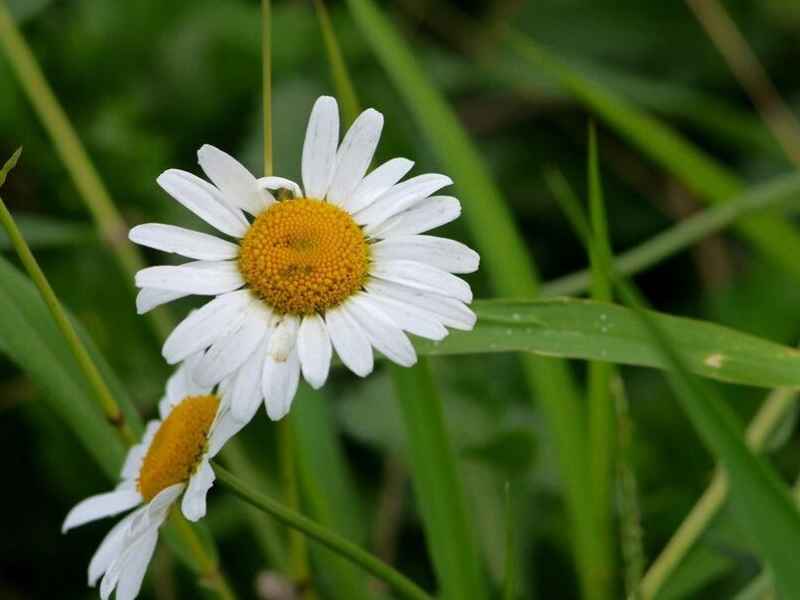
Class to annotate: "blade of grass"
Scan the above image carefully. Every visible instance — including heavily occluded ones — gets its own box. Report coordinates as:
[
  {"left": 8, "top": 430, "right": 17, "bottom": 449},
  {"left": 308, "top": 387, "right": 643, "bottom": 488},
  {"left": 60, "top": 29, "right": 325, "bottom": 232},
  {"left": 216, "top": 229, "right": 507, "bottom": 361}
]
[
  {"left": 503, "top": 483, "right": 517, "bottom": 600},
  {"left": 215, "top": 464, "right": 434, "bottom": 600},
  {"left": 313, "top": 0, "right": 359, "bottom": 126},
  {"left": 505, "top": 30, "right": 800, "bottom": 283},
  {"left": 0, "top": 2, "right": 171, "bottom": 341},
  {"left": 541, "top": 172, "right": 800, "bottom": 297},
  {"left": 343, "top": 3, "right": 596, "bottom": 596},
  {"left": 391, "top": 361, "right": 487, "bottom": 600}
]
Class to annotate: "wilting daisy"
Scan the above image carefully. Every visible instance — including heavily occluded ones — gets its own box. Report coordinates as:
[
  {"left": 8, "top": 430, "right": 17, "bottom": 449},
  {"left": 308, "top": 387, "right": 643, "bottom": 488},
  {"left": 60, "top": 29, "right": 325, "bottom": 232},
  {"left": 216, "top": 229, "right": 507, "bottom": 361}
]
[
  {"left": 130, "top": 96, "right": 478, "bottom": 422},
  {"left": 62, "top": 357, "right": 242, "bottom": 600}
]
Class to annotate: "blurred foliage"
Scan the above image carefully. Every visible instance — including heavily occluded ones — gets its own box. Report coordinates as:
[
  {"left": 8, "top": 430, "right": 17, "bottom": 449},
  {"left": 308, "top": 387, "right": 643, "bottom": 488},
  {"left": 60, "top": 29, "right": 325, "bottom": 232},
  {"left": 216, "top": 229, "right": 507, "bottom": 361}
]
[{"left": 3, "top": 0, "right": 800, "bottom": 599}]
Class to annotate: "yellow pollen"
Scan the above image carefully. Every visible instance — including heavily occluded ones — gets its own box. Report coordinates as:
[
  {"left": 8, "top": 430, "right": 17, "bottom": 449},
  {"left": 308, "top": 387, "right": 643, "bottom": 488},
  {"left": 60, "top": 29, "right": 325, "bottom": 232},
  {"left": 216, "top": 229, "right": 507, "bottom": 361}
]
[
  {"left": 137, "top": 394, "right": 219, "bottom": 502},
  {"left": 238, "top": 198, "right": 370, "bottom": 315}
]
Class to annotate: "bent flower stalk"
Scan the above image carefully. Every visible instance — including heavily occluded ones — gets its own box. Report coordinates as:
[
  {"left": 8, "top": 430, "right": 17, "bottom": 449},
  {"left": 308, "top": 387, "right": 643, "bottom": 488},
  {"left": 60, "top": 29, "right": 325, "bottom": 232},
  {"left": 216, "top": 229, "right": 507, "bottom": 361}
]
[
  {"left": 130, "top": 96, "right": 479, "bottom": 422},
  {"left": 62, "top": 357, "right": 243, "bottom": 600}
]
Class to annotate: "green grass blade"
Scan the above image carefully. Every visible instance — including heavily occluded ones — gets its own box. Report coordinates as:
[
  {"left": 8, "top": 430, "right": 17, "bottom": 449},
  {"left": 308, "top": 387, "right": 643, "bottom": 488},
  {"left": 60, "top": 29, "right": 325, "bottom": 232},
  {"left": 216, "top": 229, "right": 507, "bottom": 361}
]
[
  {"left": 414, "top": 298, "right": 800, "bottom": 388},
  {"left": 391, "top": 361, "right": 487, "bottom": 600},
  {"left": 313, "top": 0, "right": 359, "bottom": 126},
  {"left": 542, "top": 172, "right": 800, "bottom": 297},
  {"left": 344, "top": 2, "right": 596, "bottom": 595},
  {"left": 0, "top": 214, "right": 94, "bottom": 249},
  {"left": 506, "top": 30, "right": 800, "bottom": 283},
  {"left": 613, "top": 280, "right": 800, "bottom": 598}
]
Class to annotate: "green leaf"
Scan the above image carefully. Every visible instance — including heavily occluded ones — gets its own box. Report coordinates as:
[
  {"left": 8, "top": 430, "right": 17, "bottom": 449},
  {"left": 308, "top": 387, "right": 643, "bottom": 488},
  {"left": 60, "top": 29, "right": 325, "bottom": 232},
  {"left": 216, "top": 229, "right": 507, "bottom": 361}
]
[
  {"left": 391, "top": 360, "right": 487, "bottom": 600},
  {"left": 507, "top": 31, "right": 800, "bottom": 283},
  {"left": 0, "top": 146, "right": 21, "bottom": 186},
  {"left": 415, "top": 298, "right": 800, "bottom": 388}
]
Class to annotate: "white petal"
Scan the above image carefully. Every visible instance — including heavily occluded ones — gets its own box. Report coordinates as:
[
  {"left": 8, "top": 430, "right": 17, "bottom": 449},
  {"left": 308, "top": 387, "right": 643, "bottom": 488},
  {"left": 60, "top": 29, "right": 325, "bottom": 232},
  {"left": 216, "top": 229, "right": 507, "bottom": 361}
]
[
  {"left": 62, "top": 490, "right": 142, "bottom": 533},
  {"left": 371, "top": 235, "right": 479, "bottom": 274},
  {"left": 324, "top": 305, "right": 373, "bottom": 377},
  {"left": 366, "top": 279, "right": 476, "bottom": 330},
  {"left": 181, "top": 460, "right": 215, "bottom": 522},
  {"left": 113, "top": 528, "right": 159, "bottom": 600},
  {"left": 344, "top": 158, "right": 414, "bottom": 213},
  {"left": 355, "top": 174, "right": 452, "bottom": 227},
  {"left": 362, "top": 290, "right": 447, "bottom": 340},
  {"left": 268, "top": 315, "right": 299, "bottom": 362},
  {"left": 327, "top": 109, "right": 384, "bottom": 206},
  {"left": 256, "top": 176, "right": 303, "bottom": 198},
  {"left": 194, "top": 302, "right": 270, "bottom": 386},
  {"left": 162, "top": 290, "right": 252, "bottom": 364},
  {"left": 88, "top": 510, "right": 141, "bottom": 587},
  {"left": 229, "top": 336, "right": 271, "bottom": 422},
  {"left": 262, "top": 349, "right": 300, "bottom": 421},
  {"left": 346, "top": 295, "right": 416, "bottom": 366},
  {"left": 297, "top": 314, "right": 332, "bottom": 389},
  {"left": 121, "top": 421, "right": 159, "bottom": 480},
  {"left": 371, "top": 259, "right": 472, "bottom": 303},
  {"left": 136, "top": 288, "right": 188, "bottom": 314},
  {"left": 135, "top": 260, "right": 244, "bottom": 296},
  {"left": 165, "top": 353, "right": 210, "bottom": 408},
  {"left": 157, "top": 169, "right": 248, "bottom": 237},
  {"left": 198, "top": 144, "right": 271, "bottom": 216},
  {"left": 302, "top": 96, "right": 340, "bottom": 199},
  {"left": 129, "top": 224, "right": 239, "bottom": 261},
  {"left": 367, "top": 195, "right": 461, "bottom": 238},
  {"left": 207, "top": 409, "right": 246, "bottom": 457}
]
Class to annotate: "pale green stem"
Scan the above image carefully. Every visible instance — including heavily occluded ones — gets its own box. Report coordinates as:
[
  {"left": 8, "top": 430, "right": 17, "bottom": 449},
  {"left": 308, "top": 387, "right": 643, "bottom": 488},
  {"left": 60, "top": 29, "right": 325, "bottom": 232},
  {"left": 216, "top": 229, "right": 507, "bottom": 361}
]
[
  {"left": 542, "top": 173, "right": 800, "bottom": 298},
  {"left": 640, "top": 386, "right": 798, "bottom": 599},
  {"left": 170, "top": 512, "right": 237, "bottom": 600},
  {"left": 215, "top": 465, "right": 434, "bottom": 600},
  {"left": 262, "top": 0, "right": 273, "bottom": 177},
  {"left": 313, "top": 0, "right": 360, "bottom": 125},
  {"left": 0, "top": 1, "right": 171, "bottom": 341}
]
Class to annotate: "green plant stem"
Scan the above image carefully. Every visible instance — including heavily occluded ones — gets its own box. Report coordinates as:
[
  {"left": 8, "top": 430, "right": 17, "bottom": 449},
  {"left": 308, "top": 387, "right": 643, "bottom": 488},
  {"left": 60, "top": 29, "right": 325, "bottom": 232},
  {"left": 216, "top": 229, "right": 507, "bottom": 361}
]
[
  {"left": 170, "top": 513, "right": 237, "bottom": 600},
  {"left": 262, "top": 0, "right": 273, "bottom": 177},
  {"left": 641, "top": 386, "right": 798, "bottom": 599},
  {"left": 541, "top": 172, "right": 800, "bottom": 297},
  {"left": 0, "top": 1, "right": 171, "bottom": 341},
  {"left": 313, "top": 0, "right": 360, "bottom": 125},
  {"left": 0, "top": 192, "right": 135, "bottom": 444},
  {"left": 215, "top": 465, "right": 434, "bottom": 600}
]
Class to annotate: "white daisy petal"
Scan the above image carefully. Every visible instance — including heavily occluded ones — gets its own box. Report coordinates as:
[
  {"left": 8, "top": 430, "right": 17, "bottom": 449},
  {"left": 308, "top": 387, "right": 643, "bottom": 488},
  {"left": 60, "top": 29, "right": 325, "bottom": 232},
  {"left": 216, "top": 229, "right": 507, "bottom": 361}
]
[
  {"left": 366, "top": 279, "right": 476, "bottom": 330},
  {"left": 165, "top": 353, "right": 210, "bottom": 409},
  {"left": 367, "top": 195, "right": 461, "bottom": 238},
  {"left": 371, "top": 235, "right": 479, "bottom": 274},
  {"left": 346, "top": 294, "right": 417, "bottom": 366},
  {"left": 62, "top": 490, "right": 142, "bottom": 533},
  {"left": 229, "top": 336, "right": 271, "bottom": 422},
  {"left": 302, "top": 96, "right": 340, "bottom": 199},
  {"left": 268, "top": 315, "right": 300, "bottom": 362},
  {"left": 121, "top": 421, "right": 159, "bottom": 480},
  {"left": 297, "top": 314, "right": 332, "bottom": 389},
  {"left": 157, "top": 169, "right": 248, "bottom": 237},
  {"left": 362, "top": 291, "right": 448, "bottom": 340},
  {"left": 88, "top": 509, "right": 141, "bottom": 587},
  {"left": 324, "top": 305, "right": 373, "bottom": 377},
  {"left": 256, "top": 176, "right": 303, "bottom": 198},
  {"left": 129, "top": 224, "right": 239, "bottom": 261},
  {"left": 181, "top": 460, "right": 216, "bottom": 522},
  {"left": 371, "top": 259, "right": 473, "bottom": 303},
  {"left": 262, "top": 348, "right": 301, "bottom": 421},
  {"left": 198, "top": 144, "right": 271, "bottom": 216},
  {"left": 344, "top": 157, "right": 414, "bottom": 213},
  {"left": 207, "top": 409, "right": 246, "bottom": 458},
  {"left": 194, "top": 302, "right": 271, "bottom": 386},
  {"left": 355, "top": 174, "right": 453, "bottom": 228},
  {"left": 135, "top": 261, "right": 244, "bottom": 296},
  {"left": 327, "top": 108, "right": 384, "bottom": 206},
  {"left": 162, "top": 290, "right": 252, "bottom": 364},
  {"left": 113, "top": 528, "right": 159, "bottom": 600},
  {"left": 136, "top": 288, "right": 188, "bottom": 314}
]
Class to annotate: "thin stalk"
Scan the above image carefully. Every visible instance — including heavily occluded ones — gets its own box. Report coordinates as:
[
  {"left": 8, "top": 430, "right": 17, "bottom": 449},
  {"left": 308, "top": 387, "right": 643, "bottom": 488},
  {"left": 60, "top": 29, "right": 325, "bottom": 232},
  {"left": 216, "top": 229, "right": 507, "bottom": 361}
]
[
  {"left": 0, "top": 1, "right": 171, "bottom": 341},
  {"left": 542, "top": 172, "right": 800, "bottom": 297},
  {"left": 170, "top": 513, "right": 237, "bottom": 600},
  {"left": 0, "top": 190, "right": 135, "bottom": 444},
  {"left": 313, "top": 0, "right": 360, "bottom": 125},
  {"left": 641, "top": 386, "right": 798, "bottom": 599},
  {"left": 686, "top": 0, "right": 800, "bottom": 166},
  {"left": 262, "top": 0, "right": 273, "bottom": 177},
  {"left": 215, "top": 465, "right": 434, "bottom": 600}
]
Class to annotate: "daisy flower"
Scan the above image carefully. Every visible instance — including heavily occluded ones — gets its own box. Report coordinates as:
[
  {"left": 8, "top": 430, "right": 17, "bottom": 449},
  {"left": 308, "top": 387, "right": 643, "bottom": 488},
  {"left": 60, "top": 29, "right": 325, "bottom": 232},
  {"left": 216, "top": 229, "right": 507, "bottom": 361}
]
[
  {"left": 62, "top": 357, "right": 242, "bottom": 600},
  {"left": 130, "top": 96, "right": 478, "bottom": 422}
]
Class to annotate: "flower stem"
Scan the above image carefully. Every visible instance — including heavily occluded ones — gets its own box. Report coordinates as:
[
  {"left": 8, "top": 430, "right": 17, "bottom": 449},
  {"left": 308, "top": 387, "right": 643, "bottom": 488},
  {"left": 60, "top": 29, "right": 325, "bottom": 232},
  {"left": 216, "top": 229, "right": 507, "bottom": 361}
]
[
  {"left": 0, "top": 1, "right": 172, "bottom": 342},
  {"left": 215, "top": 465, "right": 434, "bottom": 600},
  {"left": 262, "top": 0, "right": 273, "bottom": 177},
  {"left": 171, "top": 512, "right": 237, "bottom": 600}
]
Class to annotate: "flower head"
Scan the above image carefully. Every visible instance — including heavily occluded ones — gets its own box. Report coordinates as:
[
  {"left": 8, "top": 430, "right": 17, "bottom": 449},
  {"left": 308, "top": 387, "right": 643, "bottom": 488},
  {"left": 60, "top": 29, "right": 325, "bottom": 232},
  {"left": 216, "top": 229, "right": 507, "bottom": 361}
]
[
  {"left": 62, "top": 358, "right": 242, "bottom": 600},
  {"left": 131, "top": 96, "right": 478, "bottom": 422}
]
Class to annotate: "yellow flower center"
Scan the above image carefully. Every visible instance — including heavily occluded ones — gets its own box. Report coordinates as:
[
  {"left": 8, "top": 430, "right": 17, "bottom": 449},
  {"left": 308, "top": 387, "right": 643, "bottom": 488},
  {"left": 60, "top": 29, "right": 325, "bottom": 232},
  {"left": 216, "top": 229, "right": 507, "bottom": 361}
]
[
  {"left": 137, "top": 394, "right": 219, "bottom": 502},
  {"left": 238, "top": 198, "right": 370, "bottom": 315}
]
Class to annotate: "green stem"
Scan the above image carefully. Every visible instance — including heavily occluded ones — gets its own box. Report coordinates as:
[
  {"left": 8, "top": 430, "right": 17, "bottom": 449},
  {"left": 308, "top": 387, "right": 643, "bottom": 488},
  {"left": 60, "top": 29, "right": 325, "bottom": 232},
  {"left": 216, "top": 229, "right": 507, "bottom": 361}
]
[
  {"left": 262, "top": 0, "right": 273, "bottom": 177},
  {"left": 313, "top": 0, "right": 360, "bottom": 125},
  {"left": 278, "top": 417, "right": 311, "bottom": 589},
  {"left": 215, "top": 465, "right": 434, "bottom": 600},
  {"left": 640, "top": 386, "right": 798, "bottom": 599},
  {"left": 542, "top": 172, "right": 800, "bottom": 297},
  {"left": 0, "top": 191, "right": 135, "bottom": 444},
  {"left": 170, "top": 512, "right": 237, "bottom": 600},
  {"left": 0, "top": 1, "right": 171, "bottom": 341}
]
